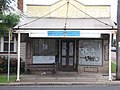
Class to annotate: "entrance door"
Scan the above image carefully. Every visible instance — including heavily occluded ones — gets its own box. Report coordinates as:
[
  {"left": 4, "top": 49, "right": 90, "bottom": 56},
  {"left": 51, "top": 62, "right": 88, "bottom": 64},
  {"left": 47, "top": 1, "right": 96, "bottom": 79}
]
[{"left": 60, "top": 40, "right": 75, "bottom": 71}]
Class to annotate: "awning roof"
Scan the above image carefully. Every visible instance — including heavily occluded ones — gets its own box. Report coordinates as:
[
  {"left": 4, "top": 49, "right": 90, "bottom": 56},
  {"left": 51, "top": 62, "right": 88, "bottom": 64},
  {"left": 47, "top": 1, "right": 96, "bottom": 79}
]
[{"left": 15, "top": 17, "right": 117, "bottom": 30}]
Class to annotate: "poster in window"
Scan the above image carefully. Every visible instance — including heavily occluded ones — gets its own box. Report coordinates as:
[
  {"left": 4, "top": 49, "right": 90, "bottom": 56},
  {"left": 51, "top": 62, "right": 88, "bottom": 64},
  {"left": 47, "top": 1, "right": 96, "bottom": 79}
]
[{"left": 79, "top": 40, "right": 102, "bottom": 66}]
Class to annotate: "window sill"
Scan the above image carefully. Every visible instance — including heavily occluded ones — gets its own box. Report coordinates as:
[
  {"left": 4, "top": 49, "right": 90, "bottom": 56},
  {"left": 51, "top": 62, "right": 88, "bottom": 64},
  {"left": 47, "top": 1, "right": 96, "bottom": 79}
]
[{"left": 0, "top": 52, "right": 17, "bottom": 54}]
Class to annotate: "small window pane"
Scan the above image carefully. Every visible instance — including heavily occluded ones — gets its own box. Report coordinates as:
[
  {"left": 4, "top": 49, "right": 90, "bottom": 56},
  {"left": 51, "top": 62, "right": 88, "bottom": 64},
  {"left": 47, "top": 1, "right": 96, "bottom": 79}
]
[
  {"left": 4, "top": 43, "right": 14, "bottom": 51},
  {"left": 4, "top": 37, "right": 14, "bottom": 41},
  {"left": 62, "top": 58, "right": 66, "bottom": 65}
]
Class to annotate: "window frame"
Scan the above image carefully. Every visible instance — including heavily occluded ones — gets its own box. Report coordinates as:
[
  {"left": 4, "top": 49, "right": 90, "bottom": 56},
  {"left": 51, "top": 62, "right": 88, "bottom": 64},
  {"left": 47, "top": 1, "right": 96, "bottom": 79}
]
[{"left": 0, "top": 35, "right": 16, "bottom": 53}]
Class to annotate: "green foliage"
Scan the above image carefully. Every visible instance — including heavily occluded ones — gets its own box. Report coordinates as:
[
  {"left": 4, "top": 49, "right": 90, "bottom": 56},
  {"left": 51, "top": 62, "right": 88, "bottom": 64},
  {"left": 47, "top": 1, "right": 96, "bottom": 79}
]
[
  {"left": 5, "top": 13, "right": 20, "bottom": 28},
  {"left": 0, "top": 0, "right": 20, "bottom": 36},
  {"left": 111, "top": 61, "right": 116, "bottom": 73},
  {"left": 0, "top": 0, "right": 6, "bottom": 13},
  {"left": 0, "top": 13, "right": 20, "bottom": 36},
  {"left": 0, "top": 14, "right": 9, "bottom": 34},
  {"left": 0, "top": 0, "right": 14, "bottom": 14}
]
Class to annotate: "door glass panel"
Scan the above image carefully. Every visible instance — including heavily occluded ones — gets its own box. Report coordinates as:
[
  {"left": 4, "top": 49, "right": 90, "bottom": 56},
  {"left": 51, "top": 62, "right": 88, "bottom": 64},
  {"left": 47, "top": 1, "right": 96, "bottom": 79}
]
[
  {"left": 62, "top": 57, "right": 66, "bottom": 65},
  {"left": 62, "top": 49, "right": 66, "bottom": 56},
  {"left": 61, "top": 40, "right": 75, "bottom": 70},
  {"left": 62, "top": 42, "right": 66, "bottom": 48},
  {"left": 62, "top": 42, "right": 66, "bottom": 56},
  {"left": 69, "top": 42, "right": 73, "bottom": 56},
  {"left": 69, "top": 58, "right": 73, "bottom": 66}
]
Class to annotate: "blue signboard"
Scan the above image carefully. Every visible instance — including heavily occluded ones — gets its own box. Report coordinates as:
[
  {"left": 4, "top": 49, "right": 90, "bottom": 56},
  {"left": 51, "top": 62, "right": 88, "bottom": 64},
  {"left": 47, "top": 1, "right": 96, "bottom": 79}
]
[{"left": 48, "top": 31, "right": 80, "bottom": 36}]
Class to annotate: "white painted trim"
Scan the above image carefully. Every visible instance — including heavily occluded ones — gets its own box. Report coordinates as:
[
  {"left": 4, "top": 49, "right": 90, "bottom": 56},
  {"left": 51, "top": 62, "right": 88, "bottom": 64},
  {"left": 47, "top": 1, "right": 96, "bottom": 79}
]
[
  {"left": 14, "top": 30, "right": 116, "bottom": 34},
  {"left": 0, "top": 35, "right": 16, "bottom": 52},
  {"left": 28, "top": 30, "right": 102, "bottom": 38},
  {"left": 14, "top": 30, "right": 30, "bottom": 33},
  {"left": 1, "top": 36, "right": 4, "bottom": 52},
  {"left": 109, "top": 33, "right": 112, "bottom": 81},
  {"left": 16, "top": 33, "right": 21, "bottom": 81},
  {"left": 1, "top": 36, "right": 3, "bottom": 52}
]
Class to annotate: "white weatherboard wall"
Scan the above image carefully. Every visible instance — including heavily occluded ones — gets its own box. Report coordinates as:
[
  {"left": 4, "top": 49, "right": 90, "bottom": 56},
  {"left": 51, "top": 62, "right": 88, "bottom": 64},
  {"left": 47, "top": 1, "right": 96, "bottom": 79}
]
[
  {"left": 20, "top": 43, "right": 26, "bottom": 62},
  {"left": 16, "top": 42, "right": 26, "bottom": 62}
]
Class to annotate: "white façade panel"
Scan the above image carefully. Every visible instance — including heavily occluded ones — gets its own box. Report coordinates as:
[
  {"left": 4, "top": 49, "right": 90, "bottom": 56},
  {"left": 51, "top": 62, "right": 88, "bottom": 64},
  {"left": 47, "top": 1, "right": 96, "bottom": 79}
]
[
  {"left": 33, "top": 56, "right": 55, "bottom": 64},
  {"left": 29, "top": 30, "right": 48, "bottom": 37},
  {"left": 29, "top": 30, "right": 100, "bottom": 38}
]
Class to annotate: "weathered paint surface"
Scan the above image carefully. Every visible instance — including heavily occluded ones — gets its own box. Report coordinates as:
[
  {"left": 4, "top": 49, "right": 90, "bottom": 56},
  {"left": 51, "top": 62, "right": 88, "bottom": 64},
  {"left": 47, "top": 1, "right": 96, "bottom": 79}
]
[{"left": 26, "top": 0, "right": 110, "bottom": 18}]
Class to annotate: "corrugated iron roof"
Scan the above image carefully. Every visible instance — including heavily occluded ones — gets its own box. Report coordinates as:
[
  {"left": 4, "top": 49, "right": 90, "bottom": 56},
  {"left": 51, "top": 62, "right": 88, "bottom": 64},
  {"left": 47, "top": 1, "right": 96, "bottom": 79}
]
[{"left": 15, "top": 17, "right": 116, "bottom": 30}]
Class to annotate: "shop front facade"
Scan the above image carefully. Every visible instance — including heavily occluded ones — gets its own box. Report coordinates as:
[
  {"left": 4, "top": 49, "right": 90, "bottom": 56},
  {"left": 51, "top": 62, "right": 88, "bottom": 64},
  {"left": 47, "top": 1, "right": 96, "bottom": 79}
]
[
  {"left": 26, "top": 37, "right": 105, "bottom": 73},
  {"left": 6, "top": 0, "right": 117, "bottom": 81},
  {"left": 15, "top": 28, "right": 112, "bottom": 74}
]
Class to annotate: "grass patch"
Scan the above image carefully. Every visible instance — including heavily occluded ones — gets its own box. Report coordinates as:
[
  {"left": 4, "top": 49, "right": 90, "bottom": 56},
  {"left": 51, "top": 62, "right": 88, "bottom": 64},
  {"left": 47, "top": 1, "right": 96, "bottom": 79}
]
[
  {"left": 111, "top": 61, "right": 116, "bottom": 73},
  {"left": 0, "top": 75, "right": 16, "bottom": 83}
]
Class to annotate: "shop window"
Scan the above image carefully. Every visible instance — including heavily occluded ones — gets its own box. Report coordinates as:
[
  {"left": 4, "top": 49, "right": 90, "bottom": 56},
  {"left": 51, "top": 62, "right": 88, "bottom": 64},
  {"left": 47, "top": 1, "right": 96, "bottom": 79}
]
[
  {"left": 32, "top": 39, "right": 55, "bottom": 56},
  {"left": 32, "top": 39, "right": 56, "bottom": 64},
  {"left": 79, "top": 40, "right": 102, "bottom": 66}
]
